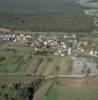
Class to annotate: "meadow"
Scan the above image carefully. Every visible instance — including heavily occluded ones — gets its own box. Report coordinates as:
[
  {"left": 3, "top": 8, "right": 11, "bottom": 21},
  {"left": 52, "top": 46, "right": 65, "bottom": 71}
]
[
  {"left": 45, "top": 83, "right": 98, "bottom": 100},
  {"left": 33, "top": 76, "right": 98, "bottom": 100},
  {"left": 42, "top": 75, "right": 98, "bottom": 100},
  {"left": 0, "top": 46, "right": 32, "bottom": 73}
]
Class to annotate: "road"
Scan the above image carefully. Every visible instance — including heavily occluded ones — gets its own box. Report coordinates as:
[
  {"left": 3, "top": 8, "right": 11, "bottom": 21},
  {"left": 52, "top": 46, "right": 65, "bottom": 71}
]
[
  {"left": 44, "top": 73, "right": 98, "bottom": 80},
  {"left": 0, "top": 73, "right": 43, "bottom": 84},
  {"left": 33, "top": 81, "right": 53, "bottom": 100}
]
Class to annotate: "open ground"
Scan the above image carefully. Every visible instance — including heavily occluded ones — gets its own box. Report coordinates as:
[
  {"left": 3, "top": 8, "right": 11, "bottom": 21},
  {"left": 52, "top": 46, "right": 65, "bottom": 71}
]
[{"left": 81, "top": 2, "right": 98, "bottom": 8}]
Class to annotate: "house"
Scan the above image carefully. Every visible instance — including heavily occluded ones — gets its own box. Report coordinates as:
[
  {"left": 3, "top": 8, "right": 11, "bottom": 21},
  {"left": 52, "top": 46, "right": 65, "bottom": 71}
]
[
  {"left": 64, "top": 35, "right": 67, "bottom": 39},
  {"left": 90, "top": 50, "right": 94, "bottom": 55},
  {"left": 60, "top": 53, "right": 65, "bottom": 57},
  {"left": 68, "top": 47, "right": 72, "bottom": 55}
]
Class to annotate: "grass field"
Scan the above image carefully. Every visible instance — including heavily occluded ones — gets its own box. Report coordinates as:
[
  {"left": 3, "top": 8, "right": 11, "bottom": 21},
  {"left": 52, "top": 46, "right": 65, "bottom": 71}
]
[
  {"left": 32, "top": 75, "right": 98, "bottom": 100},
  {"left": 44, "top": 83, "right": 98, "bottom": 100},
  {"left": 42, "top": 74, "right": 98, "bottom": 100},
  {"left": 33, "top": 75, "right": 98, "bottom": 100},
  {"left": 0, "top": 46, "right": 32, "bottom": 73},
  {"left": 0, "top": 84, "right": 20, "bottom": 100}
]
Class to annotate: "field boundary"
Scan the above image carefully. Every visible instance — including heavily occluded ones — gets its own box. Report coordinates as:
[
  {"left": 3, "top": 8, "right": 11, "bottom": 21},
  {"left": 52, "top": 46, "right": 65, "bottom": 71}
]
[{"left": 44, "top": 73, "right": 98, "bottom": 80}]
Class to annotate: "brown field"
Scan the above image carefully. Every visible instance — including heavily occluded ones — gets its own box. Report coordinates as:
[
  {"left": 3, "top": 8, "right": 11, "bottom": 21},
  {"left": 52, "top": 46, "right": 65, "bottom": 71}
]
[
  {"left": 81, "top": 2, "right": 98, "bottom": 9},
  {"left": 26, "top": 58, "right": 40, "bottom": 74},
  {"left": 43, "top": 57, "right": 59, "bottom": 76},
  {"left": 36, "top": 57, "right": 49, "bottom": 75},
  {"left": 0, "top": 74, "right": 40, "bottom": 84},
  {"left": 59, "top": 56, "right": 71, "bottom": 75},
  {"left": 26, "top": 56, "right": 68, "bottom": 76},
  {"left": 0, "top": 28, "right": 11, "bottom": 33},
  {"left": 58, "top": 75, "right": 98, "bottom": 88}
]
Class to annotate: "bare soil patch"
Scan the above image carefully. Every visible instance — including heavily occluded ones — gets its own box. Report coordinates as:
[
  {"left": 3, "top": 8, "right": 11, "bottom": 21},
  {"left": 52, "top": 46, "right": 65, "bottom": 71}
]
[
  {"left": 58, "top": 75, "right": 98, "bottom": 88},
  {"left": 81, "top": 2, "right": 98, "bottom": 8},
  {"left": 0, "top": 28, "right": 11, "bottom": 33}
]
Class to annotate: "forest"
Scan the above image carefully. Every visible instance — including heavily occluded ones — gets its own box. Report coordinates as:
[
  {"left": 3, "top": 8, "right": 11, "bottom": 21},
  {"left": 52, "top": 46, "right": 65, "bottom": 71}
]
[{"left": 0, "top": 0, "right": 94, "bottom": 32}]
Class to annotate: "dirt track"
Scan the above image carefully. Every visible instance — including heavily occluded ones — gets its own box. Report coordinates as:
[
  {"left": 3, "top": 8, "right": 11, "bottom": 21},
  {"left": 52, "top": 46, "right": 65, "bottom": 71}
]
[
  {"left": 0, "top": 74, "right": 42, "bottom": 84},
  {"left": 33, "top": 81, "right": 53, "bottom": 100}
]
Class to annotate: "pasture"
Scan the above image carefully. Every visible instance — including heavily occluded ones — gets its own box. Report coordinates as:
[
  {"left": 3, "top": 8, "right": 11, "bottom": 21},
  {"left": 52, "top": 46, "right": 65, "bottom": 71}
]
[
  {"left": 0, "top": 83, "right": 21, "bottom": 100},
  {"left": 44, "top": 83, "right": 98, "bottom": 100},
  {"left": 0, "top": 46, "right": 32, "bottom": 73},
  {"left": 43, "top": 77, "right": 98, "bottom": 100}
]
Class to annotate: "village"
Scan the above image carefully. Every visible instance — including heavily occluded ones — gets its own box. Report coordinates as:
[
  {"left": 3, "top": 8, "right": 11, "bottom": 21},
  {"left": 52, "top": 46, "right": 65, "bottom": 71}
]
[
  {"left": 0, "top": 28, "right": 98, "bottom": 76},
  {"left": 0, "top": 0, "right": 98, "bottom": 100},
  {"left": 0, "top": 28, "right": 98, "bottom": 57}
]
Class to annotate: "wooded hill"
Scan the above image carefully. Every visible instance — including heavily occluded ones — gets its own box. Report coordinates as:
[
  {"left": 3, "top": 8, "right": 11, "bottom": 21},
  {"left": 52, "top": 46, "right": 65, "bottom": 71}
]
[{"left": 0, "top": 0, "right": 94, "bottom": 32}]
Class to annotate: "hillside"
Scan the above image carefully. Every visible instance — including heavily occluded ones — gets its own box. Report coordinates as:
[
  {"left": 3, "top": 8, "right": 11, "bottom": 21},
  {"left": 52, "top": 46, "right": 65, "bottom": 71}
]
[{"left": 0, "top": 0, "right": 94, "bottom": 32}]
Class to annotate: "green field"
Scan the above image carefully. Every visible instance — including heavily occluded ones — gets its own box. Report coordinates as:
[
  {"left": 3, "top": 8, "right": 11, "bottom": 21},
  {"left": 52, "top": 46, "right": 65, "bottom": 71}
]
[
  {"left": 44, "top": 83, "right": 98, "bottom": 100},
  {"left": 0, "top": 84, "right": 20, "bottom": 100},
  {"left": 0, "top": 47, "right": 32, "bottom": 73}
]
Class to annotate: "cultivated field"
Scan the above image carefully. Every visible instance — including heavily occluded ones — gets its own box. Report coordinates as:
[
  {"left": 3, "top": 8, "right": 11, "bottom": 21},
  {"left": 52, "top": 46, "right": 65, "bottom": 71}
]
[
  {"left": 45, "top": 83, "right": 98, "bottom": 100},
  {"left": 0, "top": 43, "right": 73, "bottom": 100},
  {"left": 0, "top": 43, "right": 72, "bottom": 75},
  {"left": 27, "top": 55, "right": 71, "bottom": 76},
  {"left": 42, "top": 76, "right": 98, "bottom": 100},
  {"left": 1, "top": 42, "right": 98, "bottom": 100},
  {"left": 1, "top": 43, "right": 98, "bottom": 76},
  {"left": 0, "top": 45, "right": 32, "bottom": 73}
]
